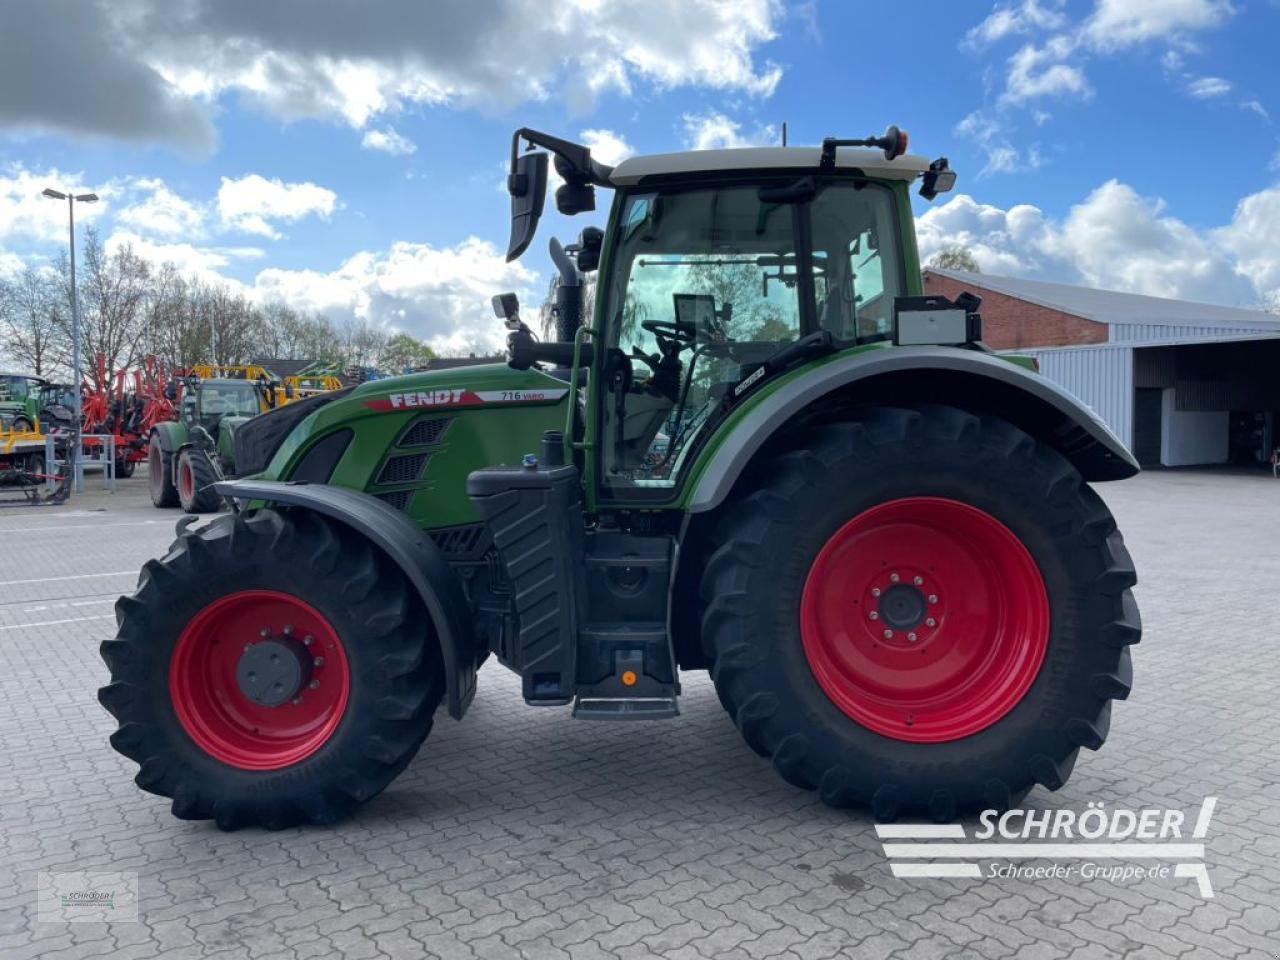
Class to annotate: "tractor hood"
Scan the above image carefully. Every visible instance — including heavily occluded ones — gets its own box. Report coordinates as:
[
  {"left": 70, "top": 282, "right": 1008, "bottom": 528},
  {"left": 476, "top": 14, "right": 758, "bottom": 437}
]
[{"left": 243, "top": 361, "right": 573, "bottom": 529}]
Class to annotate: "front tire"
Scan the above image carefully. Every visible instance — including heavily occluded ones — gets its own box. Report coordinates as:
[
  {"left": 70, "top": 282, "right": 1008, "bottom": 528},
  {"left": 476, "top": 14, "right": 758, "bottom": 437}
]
[
  {"left": 177, "top": 448, "right": 222, "bottom": 513},
  {"left": 99, "top": 509, "right": 445, "bottom": 829},
  {"left": 700, "top": 405, "right": 1140, "bottom": 820}
]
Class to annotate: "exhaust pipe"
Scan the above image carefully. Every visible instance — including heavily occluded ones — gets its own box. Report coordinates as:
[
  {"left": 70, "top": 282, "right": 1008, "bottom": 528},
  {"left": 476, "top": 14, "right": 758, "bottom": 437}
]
[{"left": 549, "top": 237, "right": 582, "bottom": 344}]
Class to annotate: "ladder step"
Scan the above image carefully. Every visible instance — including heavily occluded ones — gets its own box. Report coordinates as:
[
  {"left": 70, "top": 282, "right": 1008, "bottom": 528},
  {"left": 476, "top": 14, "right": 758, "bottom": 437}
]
[{"left": 571, "top": 696, "right": 680, "bottom": 721}]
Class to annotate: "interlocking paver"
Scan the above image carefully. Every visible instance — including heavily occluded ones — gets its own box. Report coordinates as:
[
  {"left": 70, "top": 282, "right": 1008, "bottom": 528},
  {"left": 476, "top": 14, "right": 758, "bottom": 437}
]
[{"left": 1, "top": 469, "right": 1278, "bottom": 959}]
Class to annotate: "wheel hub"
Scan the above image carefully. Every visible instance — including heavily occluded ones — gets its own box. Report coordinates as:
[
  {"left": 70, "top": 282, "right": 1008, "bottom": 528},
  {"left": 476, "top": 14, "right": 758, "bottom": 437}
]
[
  {"left": 237, "top": 635, "right": 314, "bottom": 707},
  {"left": 800, "top": 497, "right": 1050, "bottom": 743}
]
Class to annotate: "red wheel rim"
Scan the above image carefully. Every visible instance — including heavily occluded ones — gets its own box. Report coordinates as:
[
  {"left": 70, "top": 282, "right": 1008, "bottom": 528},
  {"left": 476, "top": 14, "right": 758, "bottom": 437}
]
[
  {"left": 177, "top": 457, "right": 194, "bottom": 502},
  {"left": 800, "top": 497, "right": 1049, "bottom": 742},
  {"left": 169, "top": 590, "right": 351, "bottom": 769}
]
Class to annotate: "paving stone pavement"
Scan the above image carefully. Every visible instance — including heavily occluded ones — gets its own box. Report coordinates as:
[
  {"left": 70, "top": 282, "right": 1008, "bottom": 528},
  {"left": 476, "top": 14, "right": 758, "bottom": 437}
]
[{"left": 0, "top": 467, "right": 1277, "bottom": 959}]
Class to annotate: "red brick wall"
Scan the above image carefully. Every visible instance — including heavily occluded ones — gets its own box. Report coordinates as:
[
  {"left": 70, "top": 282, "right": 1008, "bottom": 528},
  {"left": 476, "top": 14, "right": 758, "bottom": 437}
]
[{"left": 922, "top": 273, "right": 1109, "bottom": 350}]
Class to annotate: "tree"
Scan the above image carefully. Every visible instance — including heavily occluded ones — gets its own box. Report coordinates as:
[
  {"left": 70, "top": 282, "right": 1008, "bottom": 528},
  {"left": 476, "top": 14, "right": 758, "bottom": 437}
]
[
  {"left": 339, "top": 316, "right": 388, "bottom": 372},
  {"left": 381, "top": 332, "right": 436, "bottom": 373},
  {"left": 0, "top": 266, "right": 61, "bottom": 376},
  {"left": 56, "top": 229, "right": 152, "bottom": 390},
  {"left": 927, "top": 245, "right": 981, "bottom": 274}
]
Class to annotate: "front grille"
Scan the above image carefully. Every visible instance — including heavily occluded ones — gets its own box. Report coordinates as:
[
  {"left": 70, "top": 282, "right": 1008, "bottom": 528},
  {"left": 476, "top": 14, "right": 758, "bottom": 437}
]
[
  {"left": 376, "top": 452, "right": 429, "bottom": 485},
  {"left": 398, "top": 416, "right": 452, "bottom": 447},
  {"left": 376, "top": 489, "right": 413, "bottom": 512}
]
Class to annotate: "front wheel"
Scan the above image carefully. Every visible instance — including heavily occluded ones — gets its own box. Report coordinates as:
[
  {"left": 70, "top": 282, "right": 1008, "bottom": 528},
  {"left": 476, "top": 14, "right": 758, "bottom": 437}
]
[
  {"left": 99, "top": 509, "right": 444, "bottom": 829},
  {"left": 700, "top": 405, "right": 1140, "bottom": 820},
  {"left": 177, "top": 447, "right": 223, "bottom": 513}
]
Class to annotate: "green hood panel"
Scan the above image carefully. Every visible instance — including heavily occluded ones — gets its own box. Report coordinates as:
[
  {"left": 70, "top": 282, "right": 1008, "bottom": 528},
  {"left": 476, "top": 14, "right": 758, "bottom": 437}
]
[{"left": 263, "top": 363, "right": 572, "bottom": 529}]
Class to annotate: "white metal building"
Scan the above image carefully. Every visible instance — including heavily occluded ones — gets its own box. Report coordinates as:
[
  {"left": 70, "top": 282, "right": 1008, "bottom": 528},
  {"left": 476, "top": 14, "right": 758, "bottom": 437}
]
[{"left": 925, "top": 269, "right": 1280, "bottom": 468}]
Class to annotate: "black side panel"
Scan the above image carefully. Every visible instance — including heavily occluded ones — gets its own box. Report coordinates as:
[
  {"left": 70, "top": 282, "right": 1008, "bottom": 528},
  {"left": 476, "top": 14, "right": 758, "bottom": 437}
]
[
  {"left": 467, "top": 463, "right": 584, "bottom": 703},
  {"left": 289, "top": 429, "right": 352, "bottom": 483},
  {"left": 215, "top": 478, "right": 477, "bottom": 718},
  {"left": 233, "top": 387, "right": 353, "bottom": 478}
]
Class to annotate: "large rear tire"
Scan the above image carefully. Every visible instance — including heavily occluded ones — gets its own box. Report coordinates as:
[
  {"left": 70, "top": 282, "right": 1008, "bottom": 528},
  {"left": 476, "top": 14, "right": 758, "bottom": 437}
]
[
  {"left": 177, "top": 448, "right": 222, "bottom": 513},
  {"left": 700, "top": 404, "right": 1140, "bottom": 821},
  {"left": 99, "top": 509, "right": 445, "bottom": 829},
  {"left": 148, "top": 433, "right": 178, "bottom": 507}
]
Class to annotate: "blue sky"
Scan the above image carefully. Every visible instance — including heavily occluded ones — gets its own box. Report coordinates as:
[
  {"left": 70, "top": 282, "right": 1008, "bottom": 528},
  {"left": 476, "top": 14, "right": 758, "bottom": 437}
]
[{"left": 1, "top": 0, "right": 1277, "bottom": 353}]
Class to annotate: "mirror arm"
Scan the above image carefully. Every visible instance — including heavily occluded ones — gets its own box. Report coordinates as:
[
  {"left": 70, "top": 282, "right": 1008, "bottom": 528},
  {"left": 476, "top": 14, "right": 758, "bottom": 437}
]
[{"left": 510, "top": 128, "right": 614, "bottom": 186}]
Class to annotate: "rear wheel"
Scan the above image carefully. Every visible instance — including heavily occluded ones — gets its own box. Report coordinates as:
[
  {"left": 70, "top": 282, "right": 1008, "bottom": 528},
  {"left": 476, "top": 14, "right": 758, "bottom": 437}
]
[
  {"left": 148, "top": 433, "right": 178, "bottom": 507},
  {"left": 177, "top": 448, "right": 222, "bottom": 513},
  {"left": 700, "top": 405, "right": 1140, "bottom": 820},
  {"left": 99, "top": 509, "right": 444, "bottom": 829}
]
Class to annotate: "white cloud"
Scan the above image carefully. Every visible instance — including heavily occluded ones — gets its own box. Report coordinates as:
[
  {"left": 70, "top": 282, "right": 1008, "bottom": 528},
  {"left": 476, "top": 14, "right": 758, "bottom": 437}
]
[
  {"left": 919, "top": 179, "right": 1276, "bottom": 307},
  {"left": 1185, "top": 76, "right": 1232, "bottom": 98},
  {"left": 361, "top": 127, "right": 417, "bottom": 156},
  {"left": 963, "top": 1, "right": 1067, "bottom": 50},
  {"left": 955, "top": 110, "right": 1045, "bottom": 176},
  {"left": 250, "top": 236, "right": 538, "bottom": 355},
  {"left": 1001, "top": 40, "right": 1091, "bottom": 104},
  {"left": 1082, "top": 0, "right": 1236, "bottom": 51},
  {"left": 580, "top": 129, "right": 636, "bottom": 166},
  {"left": 1215, "top": 185, "right": 1280, "bottom": 297},
  {"left": 106, "top": 229, "right": 263, "bottom": 283},
  {"left": 0, "top": 164, "right": 110, "bottom": 245},
  {"left": 681, "top": 111, "right": 777, "bottom": 150},
  {"left": 216, "top": 175, "right": 338, "bottom": 239},
  {"left": 115, "top": 177, "right": 205, "bottom": 237},
  {"left": 1241, "top": 99, "right": 1270, "bottom": 120}
]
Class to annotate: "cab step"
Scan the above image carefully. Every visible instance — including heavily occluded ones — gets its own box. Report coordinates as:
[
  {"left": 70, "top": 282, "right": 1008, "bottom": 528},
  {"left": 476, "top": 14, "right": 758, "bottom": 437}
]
[{"left": 572, "top": 696, "right": 680, "bottom": 720}]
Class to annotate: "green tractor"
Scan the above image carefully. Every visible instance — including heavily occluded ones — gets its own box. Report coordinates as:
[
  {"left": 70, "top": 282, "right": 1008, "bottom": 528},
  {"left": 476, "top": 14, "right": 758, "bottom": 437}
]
[
  {"left": 101, "top": 127, "right": 1141, "bottom": 829},
  {"left": 0, "top": 372, "right": 46, "bottom": 433},
  {"left": 147, "top": 374, "right": 269, "bottom": 513}
]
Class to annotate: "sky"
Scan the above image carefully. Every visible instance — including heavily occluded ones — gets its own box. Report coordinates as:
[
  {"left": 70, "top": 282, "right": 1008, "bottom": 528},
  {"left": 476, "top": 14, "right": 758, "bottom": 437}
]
[{"left": 1, "top": 0, "right": 1277, "bottom": 354}]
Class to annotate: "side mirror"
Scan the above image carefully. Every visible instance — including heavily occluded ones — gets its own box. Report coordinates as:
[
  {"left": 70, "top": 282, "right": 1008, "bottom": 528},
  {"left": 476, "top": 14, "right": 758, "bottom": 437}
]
[
  {"left": 554, "top": 154, "right": 595, "bottom": 215},
  {"left": 575, "top": 226, "right": 604, "bottom": 272},
  {"left": 506, "top": 151, "right": 548, "bottom": 262},
  {"left": 492, "top": 292, "right": 520, "bottom": 320}
]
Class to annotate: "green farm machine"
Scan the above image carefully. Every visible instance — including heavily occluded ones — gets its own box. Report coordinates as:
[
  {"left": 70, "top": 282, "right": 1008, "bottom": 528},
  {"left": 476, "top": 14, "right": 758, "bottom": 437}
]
[{"left": 100, "top": 127, "right": 1141, "bottom": 829}]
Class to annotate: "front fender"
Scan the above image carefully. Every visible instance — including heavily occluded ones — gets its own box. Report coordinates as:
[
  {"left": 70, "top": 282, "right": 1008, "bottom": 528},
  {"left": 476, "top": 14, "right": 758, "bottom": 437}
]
[
  {"left": 686, "top": 345, "right": 1139, "bottom": 514},
  {"left": 215, "top": 479, "right": 477, "bottom": 719},
  {"left": 150, "top": 421, "right": 187, "bottom": 454}
]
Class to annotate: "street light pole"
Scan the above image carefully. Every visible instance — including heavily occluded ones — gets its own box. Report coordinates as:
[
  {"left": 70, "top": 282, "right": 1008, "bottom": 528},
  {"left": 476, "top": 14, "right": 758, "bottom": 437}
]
[{"left": 42, "top": 186, "right": 98, "bottom": 493}]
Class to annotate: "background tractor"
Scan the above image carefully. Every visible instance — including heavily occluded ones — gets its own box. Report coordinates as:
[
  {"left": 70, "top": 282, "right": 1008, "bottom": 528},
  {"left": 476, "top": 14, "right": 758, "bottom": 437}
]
[
  {"left": 0, "top": 372, "right": 46, "bottom": 433},
  {"left": 101, "top": 126, "right": 1141, "bottom": 830},
  {"left": 147, "top": 372, "right": 271, "bottom": 512}
]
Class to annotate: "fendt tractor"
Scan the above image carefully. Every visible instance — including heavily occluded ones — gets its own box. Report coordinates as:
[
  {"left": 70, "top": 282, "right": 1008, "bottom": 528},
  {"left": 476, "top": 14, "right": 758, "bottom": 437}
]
[
  {"left": 100, "top": 127, "right": 1142, "bottom": 829},
  {"left": 148, "top": 372, "right": 275, "bottom": 513}
]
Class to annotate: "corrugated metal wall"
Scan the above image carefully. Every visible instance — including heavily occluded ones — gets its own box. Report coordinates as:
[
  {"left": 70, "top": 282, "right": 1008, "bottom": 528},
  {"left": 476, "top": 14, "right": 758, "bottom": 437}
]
[
  {"left": 1011, "top": 346, "right": 1135, "bottom": 450},
  {"left": 1110, "top": 322, "right": 1280, "bottom": 344}
]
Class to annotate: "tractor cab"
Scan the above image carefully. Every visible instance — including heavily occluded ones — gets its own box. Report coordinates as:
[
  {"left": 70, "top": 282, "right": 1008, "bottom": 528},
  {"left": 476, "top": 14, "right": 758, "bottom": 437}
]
[
  {"left": 183, "top": 378, "right": 263, "bottom": 432},
  {"left": 496, "top": 127, "right": 962, "bottom": 501}
]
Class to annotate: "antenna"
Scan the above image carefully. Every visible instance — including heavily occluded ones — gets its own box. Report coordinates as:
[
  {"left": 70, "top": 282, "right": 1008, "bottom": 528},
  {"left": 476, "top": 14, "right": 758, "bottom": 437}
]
[{"left": 781, "top": 122, "right": 788, "bottom": 147}]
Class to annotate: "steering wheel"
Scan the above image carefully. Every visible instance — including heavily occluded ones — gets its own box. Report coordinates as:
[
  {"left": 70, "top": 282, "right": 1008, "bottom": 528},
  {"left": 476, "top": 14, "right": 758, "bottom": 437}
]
[{"left": 641, "top": 318, "right": 697, "bottom": 346}]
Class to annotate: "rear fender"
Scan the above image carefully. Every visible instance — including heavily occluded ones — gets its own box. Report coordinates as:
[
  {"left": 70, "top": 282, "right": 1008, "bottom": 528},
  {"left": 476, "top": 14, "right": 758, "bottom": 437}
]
[
  {"left": 215, "top": 479, "right": 477, "bottom": 719},
  {"left": 686, "top": 345, "right": 1139, "bottom": 514}
]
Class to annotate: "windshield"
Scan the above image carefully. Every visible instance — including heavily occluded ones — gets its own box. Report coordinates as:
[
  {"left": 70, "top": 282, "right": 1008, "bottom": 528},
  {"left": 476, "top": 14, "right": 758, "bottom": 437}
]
[
  {"left": 600, "top": 179, "right": 902, "bottom": 494},
  {"left": 200, "top": 383, "right": 261, "bottom": 420}
]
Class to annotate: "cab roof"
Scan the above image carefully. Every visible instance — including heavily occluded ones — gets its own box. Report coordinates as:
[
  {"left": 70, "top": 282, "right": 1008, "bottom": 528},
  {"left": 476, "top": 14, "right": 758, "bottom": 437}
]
[{"left": 609, "top": 147, "right": 932, "bottom": 186}]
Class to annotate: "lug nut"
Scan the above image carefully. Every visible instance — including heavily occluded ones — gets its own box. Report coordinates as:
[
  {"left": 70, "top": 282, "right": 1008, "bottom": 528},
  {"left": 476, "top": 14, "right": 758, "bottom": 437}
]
[
  {"left": 308, "top": 679, "right": 320, "bottom": 690},
  {"left": 913, "top": 576, "right": 923, "bottom": 586},
  {"left": 907, "top": 632, "right": 917, "bottom": 643},
  {"left": 244, "top": 644, "right": 252, "bottom": 653},
  {"left": 259, "top": 628, "right": 270, "bottom": 638},
  {"left": 928, "top": 594, "right": 938, "bottom": 604},
  {"left": 890, "top": 573, "right": 900, "bottom": 583},
  {"left": 292, "top": 697, "right": 302, "bottom": 706},
  {"left": 883, "top": 629, "right": 893, "bottom": 639},
  {"left": 303, "top": 635, "right": 314, "bottom": 646},
  {"left": 283, "top": 624, "right": 294, "bottom": 636},
  {"left": 926, "top": 618, "right": 937, "bottom": 627},
  {"left": 871, "top": 587, "right": 881, "bottom": 597},
  {"left": 313, "top": 656, "right": 325, "bottom": 667},
  {"left": 869, "top": 611, "right": 879, "bottom": 620}
]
